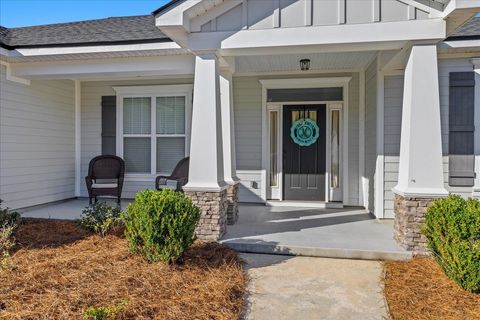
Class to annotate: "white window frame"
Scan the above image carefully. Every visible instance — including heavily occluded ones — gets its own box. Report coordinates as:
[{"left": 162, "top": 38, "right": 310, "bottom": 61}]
[{"left": 113, "top": 85, "right": 193, "bottom": 181}]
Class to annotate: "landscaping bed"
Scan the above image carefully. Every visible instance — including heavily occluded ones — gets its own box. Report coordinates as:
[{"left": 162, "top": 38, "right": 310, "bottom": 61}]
[
  {"left": 0, "top": 219, "right": 247, "bottom": 320},
  {"left": 384, "top": 257, "right": 480, "bottom": 320}
]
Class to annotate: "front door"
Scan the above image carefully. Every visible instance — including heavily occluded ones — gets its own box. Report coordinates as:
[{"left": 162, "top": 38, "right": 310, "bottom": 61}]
[{"left": 283, "top": 105, "right": 326, "bottom": 201}]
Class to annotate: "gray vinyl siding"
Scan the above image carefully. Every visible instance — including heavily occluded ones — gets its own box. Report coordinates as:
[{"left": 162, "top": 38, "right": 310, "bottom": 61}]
[
  {"left": 382, "top": 58, "right": 476, "bottom": 216},
  {"left": 0, "top": 65, "right": 75, "bottom": 209},
  {"left": 232, "top": 77, "right": 263, "bottom": 202},
  {"left": 364, "top": 58, "right": 377, "bottom": 212},
  {"left": 232, "top": 72, "right": 360, "bottom": 205},
  {"left": 383, "top": 75, "right": 403, "bottom": 218},
  {"left": 80, "top": 78, "right": 193, "bottom": 199}
]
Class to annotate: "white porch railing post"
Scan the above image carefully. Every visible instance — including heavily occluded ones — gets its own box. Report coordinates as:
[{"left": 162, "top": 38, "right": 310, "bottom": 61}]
[
  {"left": 183, "top": 54, "right": 229, "bottom": 240},
  {"left": 392, "top": 44, "right": 448, "bottom": 253}
]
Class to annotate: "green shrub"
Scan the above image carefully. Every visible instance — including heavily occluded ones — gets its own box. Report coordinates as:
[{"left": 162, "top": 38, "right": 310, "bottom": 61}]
[
  {"left": 0, "top": 224, "right": 16, "bottom": 271},
  {"left": 123, "top": 189, "right": 200, "bottom": 263},
  {"left": 80, "top": 202, "right": 122, "bottom": 236},
  {"left": 0, "top": 199, "right": 21, "bottom": 227},
  {"left": 422, "top": 195, "right": 480, "bottom": 293},
  {"left": 83, "top": 300, "right": 127, "bottom": 320}
]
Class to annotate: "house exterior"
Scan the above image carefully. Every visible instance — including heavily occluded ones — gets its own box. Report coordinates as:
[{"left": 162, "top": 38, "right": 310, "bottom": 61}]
[{"left": 1, "top": 0, "right": 479, "bottom": 249}]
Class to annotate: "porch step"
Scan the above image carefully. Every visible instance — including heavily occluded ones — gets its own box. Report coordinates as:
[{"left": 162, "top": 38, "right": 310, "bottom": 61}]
[{"left": 222, "top": 241, "right": 413, "bottom": 261}]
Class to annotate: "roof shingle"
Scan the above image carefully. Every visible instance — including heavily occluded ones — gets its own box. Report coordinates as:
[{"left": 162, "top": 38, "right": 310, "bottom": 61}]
[
  {"left": 0, "top": 15, "right": 170, "bottom": 49},
  {"left": 449, "top": 16, "right": 480, "bottom": 39}
]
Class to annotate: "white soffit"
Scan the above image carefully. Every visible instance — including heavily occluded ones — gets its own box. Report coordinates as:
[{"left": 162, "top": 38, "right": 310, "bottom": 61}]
[{"left": 235, "top": 51, "right": 377, "bottom": 73}]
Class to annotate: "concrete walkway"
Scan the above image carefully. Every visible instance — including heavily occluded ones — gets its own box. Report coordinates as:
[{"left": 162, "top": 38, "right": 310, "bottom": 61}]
[{"left": 242, "top": 253, "right": 388, "bottom": 320}]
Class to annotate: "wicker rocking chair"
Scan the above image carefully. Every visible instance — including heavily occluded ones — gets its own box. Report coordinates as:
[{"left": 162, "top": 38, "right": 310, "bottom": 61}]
[
  {"left": 155, "top": 157, "right": 190, "bottom": 192},
  {"left": 85, "top": 155, "right": 125, "bottom": 204}
]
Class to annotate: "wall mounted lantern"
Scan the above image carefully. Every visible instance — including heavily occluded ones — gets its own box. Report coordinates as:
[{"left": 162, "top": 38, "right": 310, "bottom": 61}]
[{"left": 300, "top": 59, "right": 311, "bottom": 71}]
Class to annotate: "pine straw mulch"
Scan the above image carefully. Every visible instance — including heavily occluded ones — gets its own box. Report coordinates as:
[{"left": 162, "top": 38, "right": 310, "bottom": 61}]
[
  {"left": 0, "top": 219, "right": 247, "bottom": 320},
  {"left": 384, "top": 257, "right": 480, "bottom": 320}
]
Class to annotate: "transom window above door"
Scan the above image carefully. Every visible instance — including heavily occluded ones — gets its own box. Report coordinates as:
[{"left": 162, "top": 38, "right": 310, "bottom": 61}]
[{"left": 113, "top": 85, "right": 193, "bottom": 177}]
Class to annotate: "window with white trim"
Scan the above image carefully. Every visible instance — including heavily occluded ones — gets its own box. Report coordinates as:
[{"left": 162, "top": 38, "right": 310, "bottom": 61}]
[{"left": 114, "top": 85, "right": 192, "bottom": 177}]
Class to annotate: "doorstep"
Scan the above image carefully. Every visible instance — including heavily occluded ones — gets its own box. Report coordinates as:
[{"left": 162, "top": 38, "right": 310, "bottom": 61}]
[{"left": 266, "top": 200, "right": 344, "bottom": 209}]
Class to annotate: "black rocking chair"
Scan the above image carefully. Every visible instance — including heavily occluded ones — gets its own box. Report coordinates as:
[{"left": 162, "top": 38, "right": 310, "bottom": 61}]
[
  {"left": 155, "top": 157, "right": 190, "bottom": 192},
  {"left": 85, "top": 155, "right": 125, "bottom": 204}
]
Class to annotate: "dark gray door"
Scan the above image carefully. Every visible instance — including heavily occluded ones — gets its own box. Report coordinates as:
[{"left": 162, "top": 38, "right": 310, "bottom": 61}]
[{"left": 283, "top": 105, "right": 326, "bottom": 201}]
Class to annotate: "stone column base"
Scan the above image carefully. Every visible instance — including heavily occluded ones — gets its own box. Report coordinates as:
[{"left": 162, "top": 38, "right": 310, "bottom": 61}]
[
  {"left": 393, "top": 194, "right": 433, "bottom": 254},
  {"left": 226, "top": 183, "right": 239, "bottom": 225},
  {"left": 185, "top": 189, "right": 227, "bottom": 241}
]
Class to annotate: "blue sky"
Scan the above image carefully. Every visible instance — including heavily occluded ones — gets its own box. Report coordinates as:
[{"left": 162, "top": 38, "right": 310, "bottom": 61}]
[{"left": 0, "top": 0, "right": 171, "bottom": 28}]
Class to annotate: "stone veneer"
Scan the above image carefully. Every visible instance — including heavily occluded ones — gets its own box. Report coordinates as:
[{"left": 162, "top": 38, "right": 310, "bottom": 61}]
[
  {"left": 226, "top": 183, "right": 239, "bottom": 225},
  {"left": 393, "top": 194, "right": 434, "bottom": 254},
  {"left": 185, "top": 189, "right": 228, "bottom": 241}
]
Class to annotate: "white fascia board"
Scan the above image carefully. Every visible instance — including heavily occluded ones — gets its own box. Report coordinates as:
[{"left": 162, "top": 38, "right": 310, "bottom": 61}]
[
  {"left": 440, "top": 40, "right": 480, "bottom": 49},
  {"left": 154, "top": 0, "right": 202, "bottom": 29},
  {"left": 186, "top": 18, "right": 446, "bottom": 53},
  {"left": 11, "top": 42, "right": 182, "bottom": 57},
  {"left": 9, "top": 55, "right": 195, "bottom": 79},
  {"left": 443, "top": 0, "right": 480, "bottom": 16}
]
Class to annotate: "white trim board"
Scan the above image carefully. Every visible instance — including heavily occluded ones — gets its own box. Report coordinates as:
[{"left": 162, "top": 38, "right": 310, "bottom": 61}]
[{"left": 74, "top": 80, "right": 81, "bottom": 197}]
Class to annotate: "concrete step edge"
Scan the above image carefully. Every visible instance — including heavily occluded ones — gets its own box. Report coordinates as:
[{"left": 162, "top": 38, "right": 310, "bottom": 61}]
[{"left": 222, "top": 241, "right": 413, "bottom": 261}]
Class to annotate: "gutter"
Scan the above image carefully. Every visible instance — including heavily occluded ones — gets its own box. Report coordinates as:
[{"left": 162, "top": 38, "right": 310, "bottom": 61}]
[{"left": 0, "top": 37, "right": 172, "bottom": 51}]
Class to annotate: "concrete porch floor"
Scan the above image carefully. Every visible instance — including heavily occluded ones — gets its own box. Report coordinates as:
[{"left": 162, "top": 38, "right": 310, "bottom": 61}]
[
  {"left": 221, "top": 204, "right": 412, "bottom": 261},
  {"left": 18, "top": 199, "right": 411, "bottom": 260},
  {"left": 19, "top": 198, "right": 132, "bottom": 220}
]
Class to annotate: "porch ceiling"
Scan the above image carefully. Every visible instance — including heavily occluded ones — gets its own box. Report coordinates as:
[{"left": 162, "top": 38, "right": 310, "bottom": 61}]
[{"left": 235, "top": 51, "right": 377, "bottom": 74}]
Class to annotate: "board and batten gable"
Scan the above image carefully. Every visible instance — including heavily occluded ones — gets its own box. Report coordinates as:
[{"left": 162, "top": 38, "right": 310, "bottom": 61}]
[
  {"left": 194, "top": 0, "right": 430, "bottom": 32},
  {"left": 382, "top": 58, "right": 477, "bottom": 217},
  {"left": 233, "top": 72, "right": 360, "bottom": 205},
  {"left": 80, "top": 78, "right": 193, "bottom": 199},
  {"left": 0, "top": 65, "right": 75, "bottom": 210}
]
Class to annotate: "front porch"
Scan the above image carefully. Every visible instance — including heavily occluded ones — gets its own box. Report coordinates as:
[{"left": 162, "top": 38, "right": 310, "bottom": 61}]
[
  {"left": 18, "top": 198, "right": 411, "bottom": 260},
  {"left": 221, "top": 204, "right": 411, "bottom": 261}
]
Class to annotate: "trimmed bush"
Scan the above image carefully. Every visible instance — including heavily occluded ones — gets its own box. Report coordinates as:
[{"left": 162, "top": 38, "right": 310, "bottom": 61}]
[
  {"left": 422, "top": 195, "right": 480, "bottom": 292},
  {"left": 123, "top": 189, "right": 200, "bottom": 263},
  {"left": 83, "top": 300, "right": 127, "bottom": 320},
  {"left": 0, "top": 199, "right": 21, "bottom": 227},
  {"left": 0, "top": 224, "right": 16, "bottom": 271},
  {"left": 80, "top": 202, "right": 122, "bottom": 236}
]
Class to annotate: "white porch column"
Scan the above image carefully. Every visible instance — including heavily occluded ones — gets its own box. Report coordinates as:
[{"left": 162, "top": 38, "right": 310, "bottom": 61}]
[
  {"left": 219, "top": 70, "right": 240, "bottom": 224},
  {"left": 393, "top": 44, "right": 448, "bottom": 253},
  {"left": 472, "top": 59, "right": 480, "bottom": 196},
  {"left": 219, "top": 70, "right": 239, "bottom": 184},
  {"left": 184, "top": 54, "right": 227, "bottom": 192},
  {"left": 393, "top": 44, "right": 447, "bottom": 198},
  {"left": 184, "top": 54, "right": 228, "bottom": 240}
]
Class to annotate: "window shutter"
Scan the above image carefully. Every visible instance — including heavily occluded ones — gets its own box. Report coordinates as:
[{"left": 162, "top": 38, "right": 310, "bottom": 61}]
[
  {"left": 449, "top": 72, "right": 475, "bottom": 187},
  {"left": 101, "top": 96, "right": 116, "bottom": 155}
]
